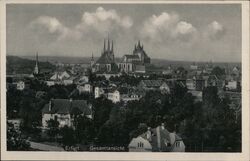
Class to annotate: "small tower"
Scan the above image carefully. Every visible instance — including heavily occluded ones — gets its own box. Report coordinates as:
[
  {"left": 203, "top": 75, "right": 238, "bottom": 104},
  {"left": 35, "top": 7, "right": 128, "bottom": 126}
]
[
  {"left": 33, "top": 52, "right": 39, "bottom": 75},
  {"left": 90, "top": 52, "right": 95, "bottom": 67}
]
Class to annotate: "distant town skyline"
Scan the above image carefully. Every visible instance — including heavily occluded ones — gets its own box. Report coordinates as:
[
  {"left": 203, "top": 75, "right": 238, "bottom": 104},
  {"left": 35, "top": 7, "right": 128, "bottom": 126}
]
[{"left": 7, "top": 4, "right": 241, "bottom": 62}]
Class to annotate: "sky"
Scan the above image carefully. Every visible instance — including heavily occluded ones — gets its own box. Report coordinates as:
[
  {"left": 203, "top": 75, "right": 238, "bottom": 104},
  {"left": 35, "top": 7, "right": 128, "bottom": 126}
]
[{"left": 7, "top": 4, "right": 241, "bottom": 62}]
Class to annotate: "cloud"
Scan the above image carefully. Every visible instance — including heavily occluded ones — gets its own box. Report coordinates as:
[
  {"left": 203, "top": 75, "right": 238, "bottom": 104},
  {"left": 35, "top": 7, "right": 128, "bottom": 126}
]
[
  {"left": 30, "top": 7, "right": 133, "bottom": 41},
  {"left": 76, "top": 7, "right": 133, "bottom": 34},
  {"left": 141, "top": 12, "right": 196, "bottom": 42},
  {"left": 30, "top": 16, "right": 81, "bottom": 41},
  {"left": 204, "top": 21, "right": 225, "bottom": 40}
]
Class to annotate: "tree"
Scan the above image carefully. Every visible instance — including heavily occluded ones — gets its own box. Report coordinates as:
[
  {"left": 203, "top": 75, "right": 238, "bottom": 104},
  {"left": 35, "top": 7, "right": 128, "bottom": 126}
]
[
  {"left": 60, "top": 126, "right": 76, "bottom": 147},
  {"left": 7, "top": 122, "right": 30, "bottom": 150},
  {"left": 46, "top": 119, "right": 59, "bottom": 141},
  {"left": 211, "top": 66, "right": 225, "bottom": 77}
]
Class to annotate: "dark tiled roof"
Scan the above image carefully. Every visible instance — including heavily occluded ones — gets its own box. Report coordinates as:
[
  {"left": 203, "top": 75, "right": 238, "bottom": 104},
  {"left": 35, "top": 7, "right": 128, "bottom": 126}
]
[
  {"left": 96, "top": 52, "right": 114, "bottom": 64},
  {"left": 140, "top": 80, "right": 164, "bottom": 88},
  {"left": 42, "top": 99, "right": 91, "bottom": 115},
  {"left": 124, "top": 55, "right": 139, "bottom": 59}
]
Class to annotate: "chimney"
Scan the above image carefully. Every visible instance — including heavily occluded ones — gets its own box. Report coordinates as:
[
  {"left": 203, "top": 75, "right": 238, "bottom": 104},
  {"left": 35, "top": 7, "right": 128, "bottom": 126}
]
[{"left": 146, "top": 127, "right": 152, "bottom": 142}]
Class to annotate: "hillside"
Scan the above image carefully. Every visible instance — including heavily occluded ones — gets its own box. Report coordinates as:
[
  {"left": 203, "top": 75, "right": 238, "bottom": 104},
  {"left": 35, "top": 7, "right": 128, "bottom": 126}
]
[{"left": 7, "top": 56, "right": 56, "bottom": 75}]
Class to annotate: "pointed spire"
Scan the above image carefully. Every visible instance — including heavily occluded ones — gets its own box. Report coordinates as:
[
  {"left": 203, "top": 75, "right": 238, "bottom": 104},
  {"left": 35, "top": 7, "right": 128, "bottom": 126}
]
[
  {"left": 91, "top": 52, "right": 94, "bottom": 60},
  {"left": 107, "top": 36, "right": 110, "bottom": 52},
  {"left": 138, "top": 40, "right": 141, "bottom": 48},
  {"left": 111, "top": 40, "right": 114, "bottom": 52},
  {"left": 34, "top": 51, "right": 39, "bottom": 75},
  {"left": 36, "top": 51, "right": 38, "bottom": 65},
  {"left": 103, "top": 39, "right": 106, "bottom": 52}
]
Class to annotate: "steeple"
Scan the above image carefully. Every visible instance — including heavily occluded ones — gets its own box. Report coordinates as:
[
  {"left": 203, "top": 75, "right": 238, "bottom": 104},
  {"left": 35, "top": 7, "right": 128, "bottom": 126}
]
[
  {"left": 33, "top": 52, "right": 39, "bottom": 75},
  {"left": 107, "top": 36, "right": 110, "bottom": 52},
  {"left": 103, "top": 39, "right": 106, "bottom": 53},
  {"left": 138, "top": 40, "right": 141, "bottom": 48},
  {"left": 111, "top": 40, "right": 114, "bottom": 52},
  {"left": 90, "top": 52, "right": 94, "bottom": 67}
]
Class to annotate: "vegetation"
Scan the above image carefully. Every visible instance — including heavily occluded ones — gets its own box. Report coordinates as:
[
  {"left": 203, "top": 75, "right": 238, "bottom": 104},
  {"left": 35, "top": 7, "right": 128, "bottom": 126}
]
[
  {"left": 6, "top": 70, "right": 241, "bottom": 152},
  {"left": 7, "top": 56, "right": 55, "bottom": 74}
]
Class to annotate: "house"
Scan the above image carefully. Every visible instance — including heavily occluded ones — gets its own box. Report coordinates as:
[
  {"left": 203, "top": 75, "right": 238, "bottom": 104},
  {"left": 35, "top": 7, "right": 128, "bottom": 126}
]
[
  {"left": 107, "top": 89, "right": 122, "bottom": 103},
  {"left": 128, "top": 123, "right": 185, "bottom": 152},
  {"left": 77, "top": 75, "right": 89, "bottom": 84},
  {"left": 16, "top": 81, "right": 25, "bottom": 90},
  {"left": 42, "top": 99, "right": 92, "bottom": 128},
  {"left": 186, "top": 76, "right": 205, "bottom": 91},
  {"left": 225, "top": 80, "right": 238, "bottom": 90},
  {"left": 162, "top": 66, "right": 173, "bottom": 75},
  {"left": 94, "top": 86, "right": 106, "bottom": 98},
  {"left": 77, "top": 83, "right": 93, "bottom": 94},
  {"left": 189, "top": 90, "right": 202, "bottom": 102},
  {"left": 50, "top": 71, "right": 71, "bottom": 81},
  {"left": 62, "top": 77, "right": 76, "bottom": 85},
  {"left": 7, "top": 118, "right": 23, "bottom": 131}
]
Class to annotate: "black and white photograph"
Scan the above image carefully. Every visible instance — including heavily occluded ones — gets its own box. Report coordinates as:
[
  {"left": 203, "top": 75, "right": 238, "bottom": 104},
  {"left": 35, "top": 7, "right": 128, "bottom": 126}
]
[{"left": 1, "top": 0, "right": 249, "bottom": 160}]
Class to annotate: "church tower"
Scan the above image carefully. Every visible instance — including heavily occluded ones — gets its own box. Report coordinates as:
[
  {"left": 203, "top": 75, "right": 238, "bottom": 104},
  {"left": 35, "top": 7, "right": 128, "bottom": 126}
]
[{"left": 33, "top": 52, "right": 39, "bottom": 75}]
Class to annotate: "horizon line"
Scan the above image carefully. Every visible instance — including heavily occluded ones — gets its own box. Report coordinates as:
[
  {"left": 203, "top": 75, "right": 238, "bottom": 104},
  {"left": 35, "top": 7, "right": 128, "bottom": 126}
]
[{"left": 7, "top": 54, "right": 242, "bottom": 64}]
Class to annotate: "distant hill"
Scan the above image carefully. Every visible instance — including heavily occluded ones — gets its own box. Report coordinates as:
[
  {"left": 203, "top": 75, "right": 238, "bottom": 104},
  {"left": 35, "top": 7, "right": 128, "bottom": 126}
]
[
  {"left": 20, "top": 55, "right": 241, "bottom": 70},
  {"left": 7, "top": 56, "right": 56, "bottom": 75}
]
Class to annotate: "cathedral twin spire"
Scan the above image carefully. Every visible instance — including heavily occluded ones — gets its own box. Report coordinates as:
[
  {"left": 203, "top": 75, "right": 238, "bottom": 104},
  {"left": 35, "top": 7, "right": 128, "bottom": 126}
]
[{"left": 103, "top": 37, "right": 114, "bottom": 53}]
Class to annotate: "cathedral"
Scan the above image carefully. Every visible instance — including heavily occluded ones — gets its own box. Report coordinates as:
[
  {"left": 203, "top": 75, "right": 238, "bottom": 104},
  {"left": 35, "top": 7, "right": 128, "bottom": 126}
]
[
  {"left": 91, "top": 38, "right": 151, "bottom": 74},
  {"left": 93, "top": 38, "right": 117, "bottom": 72},
  {"left": 118, "top": 41, "right": 151, "bottom": 73}
]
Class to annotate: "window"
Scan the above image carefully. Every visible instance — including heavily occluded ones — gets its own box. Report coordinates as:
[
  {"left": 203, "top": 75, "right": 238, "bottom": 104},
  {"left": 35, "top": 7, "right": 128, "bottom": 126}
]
[
  {"left": 176, "top": 141, "right": 180, "bottom": 147},
  {"left": 137, "top": 142, "right": 144, "bottom": 148}
]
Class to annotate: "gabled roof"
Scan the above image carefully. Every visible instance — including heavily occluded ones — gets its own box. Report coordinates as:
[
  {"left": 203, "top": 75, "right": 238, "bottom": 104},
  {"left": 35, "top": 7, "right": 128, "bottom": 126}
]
[
  {"left": 140, "top": 80, "right": 164, "bottom": 88},
  {"left": 96, "top": 52, "right": 114, "bottom": 64},
  {"left": 139, "top": 125, "right": 183, "bottom": 152},
  {"left": 42, "top": 99, "right": 91, "bottom": 115}
]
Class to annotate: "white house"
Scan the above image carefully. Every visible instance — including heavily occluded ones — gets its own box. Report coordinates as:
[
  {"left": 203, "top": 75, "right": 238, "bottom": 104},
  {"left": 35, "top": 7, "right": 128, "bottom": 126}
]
[
  {"left": 226, "top": 80, "right": 238, "bottom": 90},
  {"left": 77, "top": 83, "right": 93, "bottom": 94},
  {"left": 42, "top": 99, "right": 92, "bottom": 128},
  {"left": 94, "top": 87, "right": 105, "bottom": 98},
  {"left": 78, "top": 75, "right": 89, "bottom": 84},
  {"left": 16, "top": 81, "right": 25, "bottom": 90},
  {"left": 107, "top": 90, "right": 121, "bottom": 103},
  {"left": 128, "top": 136, "right": 152, "bottom": 152},
  {"left": 128, "top": 124, "right": 185, "bottom": 152},
  {"left": 50, "top": 71, "right": 71, "bottom": 81}
]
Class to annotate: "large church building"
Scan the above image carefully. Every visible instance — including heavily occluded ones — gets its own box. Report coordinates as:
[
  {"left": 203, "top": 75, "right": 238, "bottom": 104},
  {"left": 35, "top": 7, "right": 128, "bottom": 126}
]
[
  {"left": 92, "top": 38, "right": 151, "bottom": 74},
  {"left": 93, "top": 38, "right": 117, "bottom": 73},
  {"left": 118, "top": 41, "right": 151, "bottom": 73}
]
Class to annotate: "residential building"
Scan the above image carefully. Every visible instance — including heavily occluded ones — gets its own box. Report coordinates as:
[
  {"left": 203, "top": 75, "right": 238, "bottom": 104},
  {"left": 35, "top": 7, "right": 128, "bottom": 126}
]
[
  {"left": 42, "top": 99, "right": 92, "bottom": 128},
  {"left": 128, "top": 123, "right": 185, "bottom": 152},
  {"left": 77, "top": 83, "right": 93, "bottom": 94}
]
